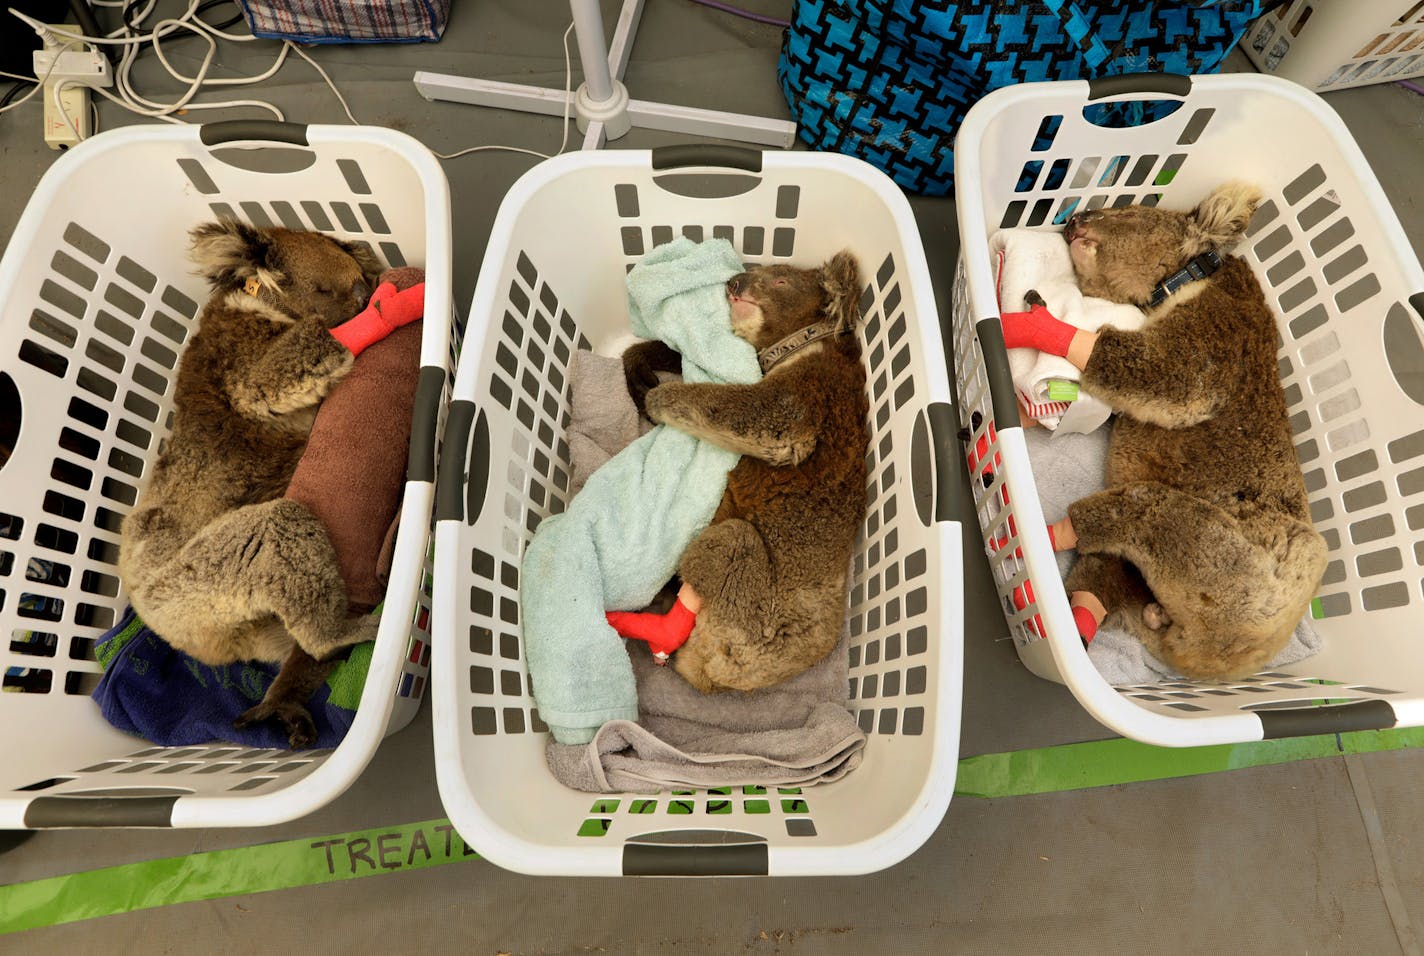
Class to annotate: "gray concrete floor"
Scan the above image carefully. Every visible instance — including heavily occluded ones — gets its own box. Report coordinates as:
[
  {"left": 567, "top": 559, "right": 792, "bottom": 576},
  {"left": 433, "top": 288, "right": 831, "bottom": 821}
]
[{"left": 2, "top": 1, "right": 1423, "bottom": 952}]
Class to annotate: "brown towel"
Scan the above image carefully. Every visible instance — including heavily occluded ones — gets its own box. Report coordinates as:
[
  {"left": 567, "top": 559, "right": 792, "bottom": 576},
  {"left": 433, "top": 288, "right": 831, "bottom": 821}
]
[{"left": 285, "top": 277, "right": 424, "bottom": 610}]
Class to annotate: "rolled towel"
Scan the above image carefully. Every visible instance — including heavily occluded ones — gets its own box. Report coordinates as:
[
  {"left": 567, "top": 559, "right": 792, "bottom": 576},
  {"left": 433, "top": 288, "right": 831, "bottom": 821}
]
[
  {"left": 284, "top": 267, "right": 425, "bottom": 610},
  {"left": 989, "top": 228, "right": 1146, "bottom": 434}
]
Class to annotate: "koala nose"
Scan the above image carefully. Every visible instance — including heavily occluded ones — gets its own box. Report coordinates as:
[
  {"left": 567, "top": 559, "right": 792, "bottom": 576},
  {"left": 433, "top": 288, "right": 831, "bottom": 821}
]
[
  {"left": 352, "top": 277, "right": 371, "bottom": 304},
  {"left": 726, "top": 275, "right": 745, "bottom": 297}
]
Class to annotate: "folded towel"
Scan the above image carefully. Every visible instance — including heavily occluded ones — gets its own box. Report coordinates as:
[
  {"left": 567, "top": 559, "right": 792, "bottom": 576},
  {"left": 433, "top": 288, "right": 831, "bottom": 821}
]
[
  {"left": 990, "top": 228, "right": 1147, "bottom": 434},
  {"left": 547, "top": 621, "right": 865, "bottom": 793},
  {"left": 567, "top": 350, "right": 654, "bottom": 498},
  {"left": 1020, "top": 426, "right": 1323, "bottom": 684},
  {"left": 521, "top": 237, "right": 760, "bottom": 745},
  {"left": 92, "top": 607, "right": 371, "bottom": 749}
]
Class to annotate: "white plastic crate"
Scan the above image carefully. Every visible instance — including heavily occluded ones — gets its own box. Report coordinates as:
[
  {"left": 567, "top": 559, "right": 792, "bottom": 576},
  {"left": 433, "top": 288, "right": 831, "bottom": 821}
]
[
  {"left": 0, "top": 122, "right": 454, "bottom": 828},
  {"left": 432, "top": 147, "right": 961, "bottom": 877},
  {"left": 952, "top": 73, "right": 1424, "bottom": 747},
  {"left": 1242, "top": 0, "right": 1424, "bottom": 90}
]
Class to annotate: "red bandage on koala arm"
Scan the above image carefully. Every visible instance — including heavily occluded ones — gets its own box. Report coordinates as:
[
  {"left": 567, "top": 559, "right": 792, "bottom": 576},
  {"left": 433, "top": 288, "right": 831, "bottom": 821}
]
[
  {"left": 999, "top": 303, "right": 1077, "bottom": 357},
  {"left": 330, "top": 281, "right": 426, "bottom": 356}
]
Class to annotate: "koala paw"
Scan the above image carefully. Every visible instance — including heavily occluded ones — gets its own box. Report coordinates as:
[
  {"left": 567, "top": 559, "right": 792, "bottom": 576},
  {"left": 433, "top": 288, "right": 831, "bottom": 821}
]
[
  {"left": 1143, "top": 602, "right": 1172, "bottom": 631},
  {"left": 643, "top": 384, "right": 679, "bottom": 426},
  {"left": 234, "top": 700, "right": 318, "bottom": 750},
  {"left": 624, "top": 354, "right": 663, "bottom": 421}
]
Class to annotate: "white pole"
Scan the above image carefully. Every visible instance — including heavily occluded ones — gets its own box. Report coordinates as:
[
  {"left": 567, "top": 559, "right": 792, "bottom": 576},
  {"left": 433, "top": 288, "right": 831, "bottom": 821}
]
[{"left": 570, "top": 0, "right": 615, "bottom": 105}]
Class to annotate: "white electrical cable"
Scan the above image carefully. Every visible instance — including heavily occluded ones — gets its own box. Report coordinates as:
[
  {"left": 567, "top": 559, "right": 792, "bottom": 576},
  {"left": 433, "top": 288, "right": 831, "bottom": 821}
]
[
  {"left": 4, "top": 2, "right": 578, "bottom": 163},
  {"left": 9, "top": 2, "right": 198, "bottom": 45},
  {"left": 433, "top": 20, "right": 576, "bottom": 161},
  {"left": 52, "top": 78, "right": 82, "bottom": 142}
]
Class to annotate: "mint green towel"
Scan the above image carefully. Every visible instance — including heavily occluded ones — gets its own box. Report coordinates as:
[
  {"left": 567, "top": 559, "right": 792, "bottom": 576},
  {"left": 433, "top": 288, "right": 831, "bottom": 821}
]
[{"left": 522, "top": 237, "right": 760, "bottom": 744}]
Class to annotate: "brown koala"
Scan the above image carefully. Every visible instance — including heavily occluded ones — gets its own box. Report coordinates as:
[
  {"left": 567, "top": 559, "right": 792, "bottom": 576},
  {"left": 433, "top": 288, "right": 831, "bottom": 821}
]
[
  {"left": 622, "top": 251, "right": 869, "bottom": 693},
  {"left": 1036, "top": 182, "right": 1328, "bottom": 679},
  {"left": 118, "top": 220, "right": 390, "bottom": 747}
]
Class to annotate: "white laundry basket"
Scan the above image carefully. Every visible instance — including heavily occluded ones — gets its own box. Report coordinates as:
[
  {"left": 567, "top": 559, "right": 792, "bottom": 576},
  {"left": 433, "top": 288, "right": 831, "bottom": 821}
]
[
  {"left": 1242, "top": 0, "right": 1424, "bottom": 91},
  {"left": 0, "top": 121, "right": 453, "bottom": 828},
  {"left": 952, "top": 73, "right": 1424, "bottom": 748},
  {"left": 432, "top": 147, "right": 961, "bottom": 876}
]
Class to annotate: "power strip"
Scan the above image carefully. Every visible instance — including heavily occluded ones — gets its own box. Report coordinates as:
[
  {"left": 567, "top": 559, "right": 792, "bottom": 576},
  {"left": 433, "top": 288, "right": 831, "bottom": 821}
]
[
  {"left": 43, "top": 82, "right": 90, "bottom": 150},
  {"left": 29, "top": 27, "right": 110, "bottom": 150}
]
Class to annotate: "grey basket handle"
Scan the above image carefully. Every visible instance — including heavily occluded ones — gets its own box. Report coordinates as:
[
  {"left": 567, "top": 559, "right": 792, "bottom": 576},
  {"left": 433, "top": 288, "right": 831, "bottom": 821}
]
[
  {"left": 1087, "top": 73, "right": 1192, "bottom": 100},
  {"left": 973, "top": 317, "right": 1023, "bottom": 430},
  {"left": 406, "top": 366, "right": 446, "bottom": 485},
  {"left": 651, "top": 145, "right": 763, "bottom": 173},
  {"left": 435, "top": 400, "right": 488, "bottom": 524},
  {"left": 1257, "top": 699, "right": 1396, "bottom": 739},
  {"left": 911, "top": 401, "right": 961, "bottom": 527},
  {"left": 25, "top": 794, "right": 178, "bottom": 827},
  {"left": 199, "top": 120, "right": 310, "bottom": 147},
  {"left": 622, "top": 830, "right": 769, "bottom": 875}
]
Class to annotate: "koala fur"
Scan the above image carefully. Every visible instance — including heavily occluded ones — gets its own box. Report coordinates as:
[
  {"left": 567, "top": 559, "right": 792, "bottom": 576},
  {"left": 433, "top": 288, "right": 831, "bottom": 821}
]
[
  {"left": 623, "top": 252, "right": 868, "bottom": 693},
  {"left": 1061, "top": 182, "right": 1328, "bottom": 679},
  {"left": 118, "top": 220, "right": 384, "bottom": 747}
]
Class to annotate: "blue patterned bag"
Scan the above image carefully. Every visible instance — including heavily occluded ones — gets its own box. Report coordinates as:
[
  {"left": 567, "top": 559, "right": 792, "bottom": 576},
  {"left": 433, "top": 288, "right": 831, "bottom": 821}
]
[{"left": 778, "top": 0, "right": 1276, "bottom": 195}]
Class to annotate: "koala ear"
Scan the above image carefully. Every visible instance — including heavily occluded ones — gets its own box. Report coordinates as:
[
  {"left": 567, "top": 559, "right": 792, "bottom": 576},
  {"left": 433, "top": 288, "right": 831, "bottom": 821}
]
[
  {"left": 335, "top": 237, "right": 385, "bottom": 283},
  {"left": 1186, "top": 182, "right": 1262, "bottom": 252},
  {"left": 189, "top": 219, "right": 282, "bottom": 291},
  {"left": 820, "top": 249, "right": 862, "bottom": 331}
]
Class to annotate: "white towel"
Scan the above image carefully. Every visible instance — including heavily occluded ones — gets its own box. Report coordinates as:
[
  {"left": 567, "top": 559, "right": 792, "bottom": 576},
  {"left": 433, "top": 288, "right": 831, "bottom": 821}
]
[{"left": 989, "top": 228, "right": 1147, "bottom": 434}]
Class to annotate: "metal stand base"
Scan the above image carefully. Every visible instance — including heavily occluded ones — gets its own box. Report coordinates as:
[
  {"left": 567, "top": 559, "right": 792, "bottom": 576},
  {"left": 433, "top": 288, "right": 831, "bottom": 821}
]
[{"left": 413, "top": 0, "right": 797, "bottom": 151}]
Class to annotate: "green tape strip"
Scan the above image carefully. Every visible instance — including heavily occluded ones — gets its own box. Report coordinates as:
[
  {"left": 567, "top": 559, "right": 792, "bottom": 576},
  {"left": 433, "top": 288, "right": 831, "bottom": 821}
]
[
  {"left": 954, "top": 726, "right": 1424, "bottom": 799},
  {"left": 0, "top": 817, "right": 477, "bottom": 936},
  {"left": 3, "top": 727, "right": 1422, "bottom": 934}
]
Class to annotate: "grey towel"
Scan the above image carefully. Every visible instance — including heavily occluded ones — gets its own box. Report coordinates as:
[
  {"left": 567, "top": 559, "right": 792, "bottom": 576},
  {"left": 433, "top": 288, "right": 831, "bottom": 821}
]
[
  {"left": 567, "top": 351, "right": 652, "bottom": 498},
  {"left": 1021, "top": 425, "right": 1322, "bottom": 685},
  {"left": 549, "top": 349, "right": 866, "bottom": 792},
  {"left": 546, "top": 627, "right": 865, "bottom": 793}
]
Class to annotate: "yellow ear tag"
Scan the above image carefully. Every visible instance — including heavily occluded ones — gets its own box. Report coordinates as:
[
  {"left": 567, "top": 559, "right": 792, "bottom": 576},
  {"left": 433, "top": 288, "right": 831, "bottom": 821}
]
[{"left": 244, "top": 276, "right": 261, "bottom": 296}]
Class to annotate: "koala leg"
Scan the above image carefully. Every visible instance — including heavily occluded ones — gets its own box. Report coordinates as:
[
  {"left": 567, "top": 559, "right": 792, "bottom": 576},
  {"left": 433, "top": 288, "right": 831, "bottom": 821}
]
[
  {"left": 675, "top": 520, "right": 844, "bottom": 692},
  {"left": 1067, "top": 482, "right": 1325, "bottom": 677},
  {"left": 233, "top": 644, "right": 337, "bottom": 749},
  {"left": 135, "top": 499, "right": 374, "bottom": 666},
  {"left": 673, "top": 519, "right": 771, "bottom": 693}
]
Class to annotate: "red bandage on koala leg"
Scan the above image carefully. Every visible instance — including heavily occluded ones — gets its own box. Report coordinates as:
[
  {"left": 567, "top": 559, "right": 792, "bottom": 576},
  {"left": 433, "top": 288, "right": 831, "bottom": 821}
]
[
  {"left": 330, "top": 281, "right": 427, "bottom": 357},
  {"left": 605, "top": 598, "right": 697, "bottom": 664},
  {"left": 1000, "top": 303, "right": 1076, "bottom": 357},
  {"left": 1072, "top": 605, "right": 1099, "bottom": 644}
]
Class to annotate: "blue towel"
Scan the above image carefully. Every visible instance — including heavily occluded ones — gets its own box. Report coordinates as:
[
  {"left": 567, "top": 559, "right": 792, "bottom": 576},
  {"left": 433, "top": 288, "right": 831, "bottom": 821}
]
[
  {"left": 91, "top": 607, "right": 372, "bottom": 749},
  {"left": 522, "top": 237, "right": 761, "bottom": 744}
]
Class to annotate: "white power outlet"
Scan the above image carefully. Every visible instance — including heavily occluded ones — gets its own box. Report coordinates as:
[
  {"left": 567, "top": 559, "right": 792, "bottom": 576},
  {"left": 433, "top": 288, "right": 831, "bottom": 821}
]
[
  {"left": 33, "top": 47, "right": 113, "bottom": 89},
  {"left": 43, "top": 82, "right": 90, "bottom": 150}
]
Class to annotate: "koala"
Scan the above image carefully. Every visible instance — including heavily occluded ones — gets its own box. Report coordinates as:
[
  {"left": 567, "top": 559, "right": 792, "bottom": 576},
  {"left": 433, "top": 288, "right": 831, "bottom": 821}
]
[
  {"left": 118, "top": 220, "right": 391, "bottom": 747},
  {"left": 1050, "top": 182, "right": 1328, "bottom": 679},
  {"left": 622, "top": 251, "right": 869, "bottom": 693}
]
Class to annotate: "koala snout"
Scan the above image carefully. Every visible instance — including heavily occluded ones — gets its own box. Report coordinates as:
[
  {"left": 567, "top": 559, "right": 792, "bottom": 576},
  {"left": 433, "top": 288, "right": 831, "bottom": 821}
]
[
  {"left": 726, "top": 274, "right": 747, "bottom": 298},
  {"left": 352, "top": 277, "right": 371, "bottom": 306},
  {"left": 1063, "top": 210, "right": 1102, "bottom": 242}
]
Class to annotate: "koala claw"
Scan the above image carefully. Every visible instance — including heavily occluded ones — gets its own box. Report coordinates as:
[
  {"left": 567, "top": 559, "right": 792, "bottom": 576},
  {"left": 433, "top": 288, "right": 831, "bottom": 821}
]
[{"left": 234, "top": 700, "right": 318, "bottom": 750}]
